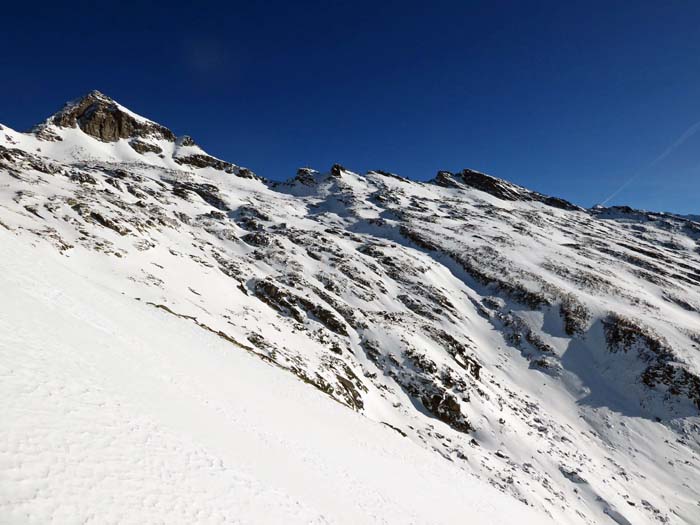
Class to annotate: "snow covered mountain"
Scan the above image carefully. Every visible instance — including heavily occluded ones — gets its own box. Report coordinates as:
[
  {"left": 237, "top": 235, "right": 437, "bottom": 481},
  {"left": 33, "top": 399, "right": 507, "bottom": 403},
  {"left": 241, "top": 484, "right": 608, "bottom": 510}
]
[{"left": 2, "top": 91, "right": 699, "bottom": 524}]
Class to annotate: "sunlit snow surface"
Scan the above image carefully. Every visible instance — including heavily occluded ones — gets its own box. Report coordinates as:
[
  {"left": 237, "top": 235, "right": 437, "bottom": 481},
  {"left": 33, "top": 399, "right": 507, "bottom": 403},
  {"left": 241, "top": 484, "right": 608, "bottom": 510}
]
[
  {"left": 1, "top": 106, "right": 699, "bottom": 524},
  {"left": 0, "top": 231, "right": 546, "bottom": 524}
]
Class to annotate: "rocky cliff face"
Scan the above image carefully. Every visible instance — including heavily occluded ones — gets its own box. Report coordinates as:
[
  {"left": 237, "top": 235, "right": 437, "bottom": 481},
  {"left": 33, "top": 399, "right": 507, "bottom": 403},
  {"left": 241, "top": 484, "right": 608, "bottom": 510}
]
[
  {"left": 46, "top": 90, "right": 176, "bottom": 142},
  {"left": 25, "top": 91, "right": 260, "bottom": 180},
  {"left": 1, "top": 92, "right": 699, "bottom": 524}
]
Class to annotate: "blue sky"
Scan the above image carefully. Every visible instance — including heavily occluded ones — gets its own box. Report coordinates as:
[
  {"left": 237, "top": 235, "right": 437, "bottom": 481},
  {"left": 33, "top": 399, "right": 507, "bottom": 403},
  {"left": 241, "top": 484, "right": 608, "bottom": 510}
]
[{"left": 1, "top": 1, "right": 699, "bottom": 213}]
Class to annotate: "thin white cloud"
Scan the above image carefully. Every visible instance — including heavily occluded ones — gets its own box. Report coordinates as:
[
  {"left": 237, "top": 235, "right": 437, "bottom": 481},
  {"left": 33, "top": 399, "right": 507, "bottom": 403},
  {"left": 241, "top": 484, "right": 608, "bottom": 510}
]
[{"left": 601, "top": 118, "right": 700, "bottom": 205}]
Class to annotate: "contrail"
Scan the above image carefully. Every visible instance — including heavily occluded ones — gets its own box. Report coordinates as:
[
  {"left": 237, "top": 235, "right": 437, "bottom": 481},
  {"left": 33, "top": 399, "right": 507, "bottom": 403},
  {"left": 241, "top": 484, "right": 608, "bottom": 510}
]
[{"left": 601, "top": 118, "right": 700, "bottom": 206}]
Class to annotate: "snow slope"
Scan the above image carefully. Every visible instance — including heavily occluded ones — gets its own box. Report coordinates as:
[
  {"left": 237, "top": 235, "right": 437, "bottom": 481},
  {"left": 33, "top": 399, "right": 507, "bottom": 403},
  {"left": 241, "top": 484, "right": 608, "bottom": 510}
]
[
  {"left": 1, "top": 92, "right": 699, "bottom": 524},
  {"left": 0, "top": 229, "right": 545, "bottom": 524}
]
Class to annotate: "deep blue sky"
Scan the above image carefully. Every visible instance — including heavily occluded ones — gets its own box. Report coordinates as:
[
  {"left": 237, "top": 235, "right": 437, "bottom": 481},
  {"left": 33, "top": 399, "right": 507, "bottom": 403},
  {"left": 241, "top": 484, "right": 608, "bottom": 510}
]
[{"left": 2, "top": 1, "right": 699, "bottom": 213}]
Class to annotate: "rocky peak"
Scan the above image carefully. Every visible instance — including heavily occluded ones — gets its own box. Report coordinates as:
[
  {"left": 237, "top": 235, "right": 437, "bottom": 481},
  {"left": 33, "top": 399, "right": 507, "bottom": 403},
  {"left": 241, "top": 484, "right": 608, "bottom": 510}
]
[
  {"left": 177, "top": 135, "right": 197, "bottom": 147},
  {"left": 330, "top": 163, "right": 346, "bottom": 177},
  {"left": 432, "top": 168, "right": 580, "bottom": 211},
  {"left": 41, "top": 90, "right": 176, "bottom": 143},
  {"left": 455, "top": 169, "right": 525, "bottom": 200},
  {"left": 293, "top": 167, "right": 319, "bottom": 185},
  {"left": 433, "top": 170, "right": 457, "bottom": 187}
]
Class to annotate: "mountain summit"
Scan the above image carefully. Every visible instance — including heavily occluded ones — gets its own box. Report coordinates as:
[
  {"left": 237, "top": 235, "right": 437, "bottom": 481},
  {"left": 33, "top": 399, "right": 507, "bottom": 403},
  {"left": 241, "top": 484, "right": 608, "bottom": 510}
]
[
  {"left": 44, "top": 89, "right": 176, "bottom": 143},
  {"left": 1, "top": 92, "right": 699, "bottom": 524},
  {"left": 4, "top": 91, "right": 258, "bottom": 179}
]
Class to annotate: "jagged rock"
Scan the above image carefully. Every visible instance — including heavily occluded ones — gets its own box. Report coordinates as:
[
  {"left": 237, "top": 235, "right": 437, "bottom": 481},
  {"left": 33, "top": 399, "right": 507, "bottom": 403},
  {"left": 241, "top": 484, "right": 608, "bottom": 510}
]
[
  {"left": 129, "top": 139, "right": 163, "bottom": 155},
  {"left": 174, "top": 153, "right": 257, "bottom": 179},
  {"left": 368, "top": 169, "right": 410, "bottom": 183},
  {"left": 254, "top": 279, "right": 348, "bottom": 336},
  {"left": 432, "top": 169, "right": 579, "bottom": 210},
  {"left": 603, "top": 313, "right": 700, "bottom": 410},
  {"left": 422, "top": 391, "right": 472, "bottom": 433},
  {"left": 559, "top": 295, "right": 591, "bottom": 336},
  {"left": 293, "top": 167, "right": 318, "bottom": 185},
  {"left": 330, "top": 163, "right": 346, "bottom": 177},
  {"left": 171, "top": 181, "right": 229, "bottom": 211},
  {"left": 178, "top": 135, "right": 196, "bottom": 146},
  {"left": 0, "top": 145, "right": 61, "bottom": 175},
  {"left": 47, "top": 90, "right": 176, "bottom": 142},
  {"left": 34, "top": 126, "right": 63, "bottom": 142},
  {"left": 242, "top": 232, "right": 272, "bottom": 247},
  {"left": 70, "top": 172, "right": 97, "bottom": 185},
  {"left": 175, "top": 153, "right": 236, "bottom": 172}
]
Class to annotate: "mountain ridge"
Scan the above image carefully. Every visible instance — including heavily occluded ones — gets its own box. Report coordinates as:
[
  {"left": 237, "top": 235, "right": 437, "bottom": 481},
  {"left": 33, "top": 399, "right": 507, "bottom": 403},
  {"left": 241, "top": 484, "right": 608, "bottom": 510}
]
[
  {"left": 5, "top": 89, "right": 698, "bottom": 218},
  {"left": 1, "top": 92, "right": 699, "bottom": 524}
]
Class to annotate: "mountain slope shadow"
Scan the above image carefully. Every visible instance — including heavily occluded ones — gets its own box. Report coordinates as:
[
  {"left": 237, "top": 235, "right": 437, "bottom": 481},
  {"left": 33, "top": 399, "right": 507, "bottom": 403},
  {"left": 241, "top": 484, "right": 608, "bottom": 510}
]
[{"left": 560, "top": 321, "right": 700, "bottom": 420}]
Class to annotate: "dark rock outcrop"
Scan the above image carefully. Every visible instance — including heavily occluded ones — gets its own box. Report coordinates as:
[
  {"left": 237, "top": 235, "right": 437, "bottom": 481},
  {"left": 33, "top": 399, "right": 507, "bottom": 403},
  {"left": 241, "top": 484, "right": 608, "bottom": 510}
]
[
  {"left": 433, "top": 169, "right": 580, "bottom": 211},
  {"left": 172, "top": 182, "right": 229, "bottom": 211},
  {"left": 178, "top": 135, "right": 196, "bottom": 147},
  {"left": 46, "top": 90, "right": 176, "bottom": 143},
  {"left": 174, "top": 154, "right": 258, "bottom": 179},
  {"left": 603, "top": 313, "right": 700, "bottom": 410},
  {"left": 422, "top": 391, "right": 472, "bottom": 433},
  {"left": 330, "top": 163, "right": 346, "bottom": 177},
  {"left": 129, "top": 139, "right": 163, "bottom": 155},
  {"left": 293, "top": 167, "right": 318, "bottom": 186}
]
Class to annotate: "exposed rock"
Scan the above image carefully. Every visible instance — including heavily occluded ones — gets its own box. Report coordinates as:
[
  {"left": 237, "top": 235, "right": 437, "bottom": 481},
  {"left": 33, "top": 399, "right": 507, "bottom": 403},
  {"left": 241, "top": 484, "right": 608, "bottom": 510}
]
[
  {"left": 368, "top": 169, "right": 410, "bottom": 183},
  {"left": 174, "top": 153, "right": 258, "bottom": 179},
  {"left": 171, "top": 181, "right": 229, "bottom": 211},
  {"left": 129, "top": 139, "right": 163, "bottom": 155},
  {"left": 0, "top": 145, "right": 62, "bottom": 175},
  {"left": 178, "top": 135, "right": 196, "bottom": 146},
  {"left": 422, "top": 391, "right": 472, "bottom": 433},
  {"left": 330, "top": 163, "right": 346, "bottom": 177},
  {"left": 559, "top": 295, "right": 591, "bottom": 336},
  {"left": 46, "top": 90, "right": 176, "bottom": 142},
  {"left": 34, "top": 126, "right": 63, "bottom": 142},
  {"left": 175, "top": 153, "right": 236, "bottom": 172},
  {"left": 253, "top": 279, "right": 348, "bottom": 336},
  {"left": 603, "top": 313, "right": 700, "bottom": 410},
  {"left": 293, "top": 167, "right": 318, "bottom": 185},
  {"left": 432, "top": 168, "right": 580, "bottom": 210},
  {"left": 242, "top": 232, "right": 272, "bottom": 247}
]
